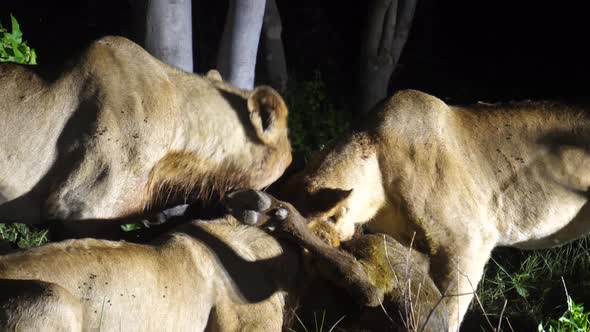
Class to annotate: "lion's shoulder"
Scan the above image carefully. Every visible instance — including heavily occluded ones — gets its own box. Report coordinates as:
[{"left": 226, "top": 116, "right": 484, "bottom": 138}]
[
  {"left": 75, "top": 36, "right": 174, "bottom": 82},
  {"left": 86, "top": 36, "right": 153, "bottom": 63},
  {"left": 371, "top": 90, "right": 450, "bottom": 139}
]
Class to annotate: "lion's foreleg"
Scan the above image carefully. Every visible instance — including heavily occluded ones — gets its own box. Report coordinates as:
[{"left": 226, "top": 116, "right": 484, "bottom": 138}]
[{"left": 431, "top": 239, "right": 495, "bottom": 332}]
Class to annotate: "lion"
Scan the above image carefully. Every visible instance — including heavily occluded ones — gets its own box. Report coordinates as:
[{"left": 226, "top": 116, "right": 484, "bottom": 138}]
[
  {"left": 0, "top": 190, "right": 446, "bottom": 332},
  {"left": 281, "top": 89, "right": 590, "bottom": 330},
  {"left": 0, "top": 36, "right": 291, "bottom": 238},
  {"left": 226, "top": 189, "right": 448, "bottom": 331}
]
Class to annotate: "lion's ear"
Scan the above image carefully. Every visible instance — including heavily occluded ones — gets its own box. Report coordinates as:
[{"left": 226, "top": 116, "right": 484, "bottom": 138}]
[
  {"left": 308, "top": 188, "right": 353, "bottom": 214},
  {"left": 206, "top": 69, "right": 223, "bottom": 82},
  {"left": 247, "top": 86, "right": 288, "bottom": 145}
]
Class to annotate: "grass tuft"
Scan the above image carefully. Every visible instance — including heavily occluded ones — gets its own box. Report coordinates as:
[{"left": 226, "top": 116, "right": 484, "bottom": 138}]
[
  {"left": 465, "top": 236, "right": 590, "bottom": 331},
  {"left": 0, "top": 223, "right": 48, "bottom": 249}
]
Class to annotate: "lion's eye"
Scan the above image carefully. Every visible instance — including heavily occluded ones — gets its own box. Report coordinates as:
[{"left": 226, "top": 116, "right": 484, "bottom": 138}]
[{"left": 326, "top": 215, "right": 337, "bottom": 223}]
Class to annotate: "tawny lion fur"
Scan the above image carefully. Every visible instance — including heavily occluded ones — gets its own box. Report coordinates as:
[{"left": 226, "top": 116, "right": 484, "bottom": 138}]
[
  {"left": 0, "top": 218, "right": 298, "bottom": 331},
  {"left": 283, "top": 89, "right": 590, "bottom": 330},
  {"left": 0, "top": 215, "right": 447, "bottom": 331},
  {"left": 0, "top": 36, "right": 291, "bottom": 233}
]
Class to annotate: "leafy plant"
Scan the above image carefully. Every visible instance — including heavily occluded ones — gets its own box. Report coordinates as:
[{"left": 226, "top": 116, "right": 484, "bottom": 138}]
[
  {"left": 286, "top": 72, "right": 351, "bottom": 161},
  {"left": 0, "top": 14, "right": 37, "bottom": 64},
  {"left": 465, "top": 235, "right": 590, "bottom": 330},
  {"left": 0, "top": 223, "right": 48, "bottom": 249},
  {"left": 539, "top": 296, "right": 590, "bottom": 332}
]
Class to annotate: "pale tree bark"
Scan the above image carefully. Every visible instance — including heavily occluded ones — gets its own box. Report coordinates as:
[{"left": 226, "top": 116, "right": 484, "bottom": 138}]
[
  {"left": 137, "top": 0, "right": 194, "bottom": 72},
  {"left": 217, "top": 0, "right": 266, "bottom": 90},
  {"left": 262, "top": 0, "right": 288, "bottom": 93},
  {"left": 359, "top": 0, "right": 417, "bottom": 113}
]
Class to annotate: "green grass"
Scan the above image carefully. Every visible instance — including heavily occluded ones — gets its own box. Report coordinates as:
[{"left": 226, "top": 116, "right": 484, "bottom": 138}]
[
  {"left": 0, "top": 223, "right": 49, "bottom": 249},
  {"left": 465, "top": 236, "right": 590, "bottom": 331}
]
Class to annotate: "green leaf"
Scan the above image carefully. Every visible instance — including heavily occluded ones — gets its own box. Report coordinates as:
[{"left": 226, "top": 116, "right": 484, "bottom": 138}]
[
  {"left": 515, "top": 284, "right": 529, "bottom": 298},
  {"left": 10, "top": 14, "right": 22, "bottom": 42},
  {"left": 0, "top": 15, "right": 37, "bottom": 65},
  {"left": 1, "top": 32, "right": 15, "bottom": 45},
  {"left": 11, "top": 39, "right": 23, "bottom": 59},
  {"left": 121, "top": 223, "right": 142, "bottom": 232},
  {"left": 29, "top": 48, "right": 37, "bottom": 64},
  {"left": 2, "top": 56, "right": 17, "bottom": 62}
]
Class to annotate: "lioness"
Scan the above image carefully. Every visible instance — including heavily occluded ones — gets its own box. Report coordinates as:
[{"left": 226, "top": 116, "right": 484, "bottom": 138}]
[
  {"left": 0, "top": 36, "right": 291, "bottom": 237},
  {"left": 282, "top": 89, "right": 590, "bottom": 330},
  {"left": 0, "top": 191, "right": 446, "bottom": 331}
]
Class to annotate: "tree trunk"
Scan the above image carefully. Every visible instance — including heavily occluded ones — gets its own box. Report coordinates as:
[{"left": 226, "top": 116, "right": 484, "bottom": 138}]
[
  {"left": 359, "top": 0, "right": 417, "bottom": 113},
  {"left": 140, "top": 0, "right": 194, "bottom": 72},
  {"left": 217, "top": 0, "right": 267, "bottom": 90},
  {"left": 262, "top": 0, "right": 288, "bottom": 93},
  {"left": 391, "top": 0, "right": 418, "bottom": 68}
]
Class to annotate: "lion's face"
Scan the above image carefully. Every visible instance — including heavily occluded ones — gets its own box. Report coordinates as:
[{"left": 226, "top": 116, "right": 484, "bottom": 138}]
[
  {"left": 284, "top": 156, "right": 387, "bottom": 241},
  {"left": 280, "top": 132, "right": 387, "bottom": 241},
  {"left": 298, "top": 186, "right": 386, "bottom": 241}
]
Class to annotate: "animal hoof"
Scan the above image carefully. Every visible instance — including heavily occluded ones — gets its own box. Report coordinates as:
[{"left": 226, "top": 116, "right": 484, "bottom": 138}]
[
  {"left": 224, "top": 189, "right": 271, "bottom": 213},
  {"left": 239, "top": 209, "right": 261, "bottom": 225},
  {"left": 274, "top": 207, "right": 289, "bottom": 220},
  {"left": 161, "top": 204, "right": 189, "bottom": 219}
]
